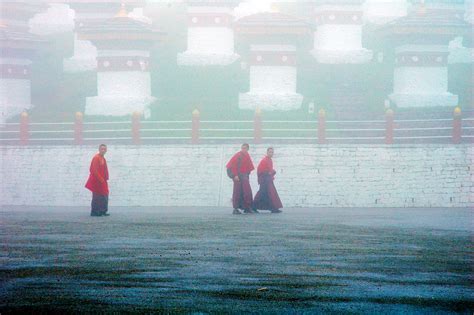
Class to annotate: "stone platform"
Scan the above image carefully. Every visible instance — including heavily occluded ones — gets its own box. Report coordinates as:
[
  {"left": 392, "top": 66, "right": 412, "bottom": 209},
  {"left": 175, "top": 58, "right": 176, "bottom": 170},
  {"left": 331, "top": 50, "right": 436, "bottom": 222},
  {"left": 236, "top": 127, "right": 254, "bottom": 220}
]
[{"left": 1, "top": 206, "right": 472, "bottom": 313}]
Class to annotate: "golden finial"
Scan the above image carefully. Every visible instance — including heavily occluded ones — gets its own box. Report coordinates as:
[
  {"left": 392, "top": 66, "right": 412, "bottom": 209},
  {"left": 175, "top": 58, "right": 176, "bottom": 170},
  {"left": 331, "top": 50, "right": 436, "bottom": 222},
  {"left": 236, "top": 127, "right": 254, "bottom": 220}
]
[
  {"left": 386, "top": 108, "right": 394, "bottom": 116},
  {"left": 192, "top": 109, "right": 200, "bottom": 116},
  {"left": 255, "top": 107, "right": 262, "bottom": 115},
  {"left": 417, "top": 0, "right": 426, "bottom": 15},
  {"left": 132, "top": 110, "right": 142, "bottom": 117},
  {"left": 318, "top": 108, "right": 326, "bottom": 117},
  {"left": 116, "top": 3, "right": 128, "bottom": 18},
  {"left": 453, "top": 106, "right": 461, "bottom": 116},
  {"left": 270, "top": 3, "right": 280, "bottom": 13}
]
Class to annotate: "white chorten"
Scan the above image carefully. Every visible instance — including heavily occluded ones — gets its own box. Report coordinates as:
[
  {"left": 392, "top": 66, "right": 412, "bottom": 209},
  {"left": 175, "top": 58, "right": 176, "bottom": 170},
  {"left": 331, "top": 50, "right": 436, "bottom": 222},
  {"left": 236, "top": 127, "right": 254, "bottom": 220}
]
[
  {"left": 235, "top": 12, "right": 309, "bottom": 111},
  {"left": 311, "top": 0, "right": 373, "bottom": 64},
  {"left": 178, "top": 0, "right": 240, "bottom": 66},
  {"left": 79, "top": 6, "right": 164, "bottom": 117}
]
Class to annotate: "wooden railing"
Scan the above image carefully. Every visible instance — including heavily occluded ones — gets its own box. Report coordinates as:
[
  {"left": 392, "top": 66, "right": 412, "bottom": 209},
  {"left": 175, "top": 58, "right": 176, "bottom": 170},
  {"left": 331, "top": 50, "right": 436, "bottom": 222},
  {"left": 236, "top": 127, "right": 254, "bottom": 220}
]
[{"left": 0, "top": 107, "right": 472, "bottom": 145}]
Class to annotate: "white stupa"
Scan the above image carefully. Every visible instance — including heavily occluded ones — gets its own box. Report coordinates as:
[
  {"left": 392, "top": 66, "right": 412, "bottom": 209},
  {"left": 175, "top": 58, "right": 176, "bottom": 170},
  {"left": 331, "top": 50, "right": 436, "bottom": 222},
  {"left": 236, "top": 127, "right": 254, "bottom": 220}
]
[
  {"left": 64, "top": 1, "right": 145, "bottom": 73},
  {"left": 235, "top": 12, "right": 310, "bottom": 111},
  {"left": 79, "top": 5, "right": 165, "bottom": 117},
  {"left": 177, "top": 0, "right": 240, "bottom": 66},
  {"left": 380, "top": 3, "right": 468, "bottom": 108},
  {"left": 0, "top": 3, "right": 47, "bottom": 124},
  {"left": 310, "top": 0, "right": 373, "bottom": 64}
]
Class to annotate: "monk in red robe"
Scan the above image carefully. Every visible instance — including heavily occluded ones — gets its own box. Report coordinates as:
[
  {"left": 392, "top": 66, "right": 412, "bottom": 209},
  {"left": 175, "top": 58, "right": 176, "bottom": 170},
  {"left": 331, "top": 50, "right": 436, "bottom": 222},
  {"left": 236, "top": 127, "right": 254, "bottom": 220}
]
[
  {"left": 253, "top": 147, "right": 283, "bottom": 213},
  {"left": 226, "top": 143, "right": 256, "bottom": 214},
  {"left": 85, "top": 144, "right": 110, "bottom": 217}
]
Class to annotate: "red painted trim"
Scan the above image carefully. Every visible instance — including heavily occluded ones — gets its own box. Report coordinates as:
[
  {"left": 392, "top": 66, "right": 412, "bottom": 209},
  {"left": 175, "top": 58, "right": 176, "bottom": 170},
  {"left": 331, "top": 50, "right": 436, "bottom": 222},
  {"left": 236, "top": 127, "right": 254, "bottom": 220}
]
[
  {"left": 248, "top": 51, "right": 297, "bottom": 66},
  {"left": 0, "top": 64, "right": 30, "bottom": 79},
  {"left": 395, "top": 52, "right": 449, "bottom": 67},
  {"left": 254, "top": 112, "right": 262, "bottom": 144},
  {"left": 97, "top": 56, "right": 150, "bottom": 72},
  {"left": 187, "top": 13, "right": 233, "bottom": 27},
  {"left": 192, "top": 112, "right": 200, "bottom": 144},
  {"left": 452, "top": 115, "right": 462, "bottom": 144},
  {"left": 318, "top": 112, "right": 326, "bottom": 144},
  {"left": 132, "top": 113, "right": 141, "bottom": 145},
  {"left": 314, "top": 10, "right": 363, "bottom": 25}
]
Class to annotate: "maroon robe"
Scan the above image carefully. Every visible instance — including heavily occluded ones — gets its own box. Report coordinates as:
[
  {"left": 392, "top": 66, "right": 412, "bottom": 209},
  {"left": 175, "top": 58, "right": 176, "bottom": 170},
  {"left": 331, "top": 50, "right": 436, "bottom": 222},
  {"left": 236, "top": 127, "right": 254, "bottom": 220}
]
[
  {"left": 253, "top": 156, "right": 283, "bottom": 210},
  {"left": 226, "top": 151, "right": 254, "bottom": 210}
]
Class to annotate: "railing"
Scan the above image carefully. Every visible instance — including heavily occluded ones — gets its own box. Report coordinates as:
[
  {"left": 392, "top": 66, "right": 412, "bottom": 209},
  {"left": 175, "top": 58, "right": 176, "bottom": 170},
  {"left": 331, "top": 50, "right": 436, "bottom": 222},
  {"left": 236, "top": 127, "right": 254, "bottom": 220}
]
[{"left": 0, "top": 107, "right": 473, "bottom": 145}]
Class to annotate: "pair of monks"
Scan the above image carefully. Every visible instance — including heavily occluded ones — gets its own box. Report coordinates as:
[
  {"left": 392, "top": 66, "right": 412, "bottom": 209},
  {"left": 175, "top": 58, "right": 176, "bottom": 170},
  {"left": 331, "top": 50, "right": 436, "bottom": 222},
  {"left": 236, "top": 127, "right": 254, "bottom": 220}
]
[{"left": 226, "top": 143, "right": 283, "bottom": 215}]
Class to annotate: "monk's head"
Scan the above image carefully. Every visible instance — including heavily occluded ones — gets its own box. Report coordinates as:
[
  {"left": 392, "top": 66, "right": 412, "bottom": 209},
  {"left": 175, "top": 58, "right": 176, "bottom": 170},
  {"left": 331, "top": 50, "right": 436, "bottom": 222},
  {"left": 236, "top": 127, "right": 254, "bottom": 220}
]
[
  {"left": 267, "top": 147, "right": 274, "bottom": 158},
  {"left": 99, "top": 144, "right": 107, "bottom": 156},
  {"left": 241, "top": 143, "right": 249, "bottom": 153}
]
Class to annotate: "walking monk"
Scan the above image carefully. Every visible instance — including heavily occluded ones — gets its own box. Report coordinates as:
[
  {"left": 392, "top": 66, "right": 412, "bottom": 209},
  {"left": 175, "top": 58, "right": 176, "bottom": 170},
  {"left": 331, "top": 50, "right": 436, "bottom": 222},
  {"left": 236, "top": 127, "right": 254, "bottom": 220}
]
[
  {"left": 253, "top": 147, "right": 283, "bottom": 213},
  {"left": 226, "top": 143, "right": 256, "bottom": 215},
  {"left": 85, "top": 144, "right": 110, "bottom": 217}
]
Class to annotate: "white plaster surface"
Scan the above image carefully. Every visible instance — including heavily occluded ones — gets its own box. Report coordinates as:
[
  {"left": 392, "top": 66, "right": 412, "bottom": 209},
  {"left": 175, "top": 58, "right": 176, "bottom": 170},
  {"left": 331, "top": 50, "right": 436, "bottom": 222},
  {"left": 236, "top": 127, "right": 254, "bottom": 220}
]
[{"left": 1, "top": 145, "right": 472, "bottom": 208}]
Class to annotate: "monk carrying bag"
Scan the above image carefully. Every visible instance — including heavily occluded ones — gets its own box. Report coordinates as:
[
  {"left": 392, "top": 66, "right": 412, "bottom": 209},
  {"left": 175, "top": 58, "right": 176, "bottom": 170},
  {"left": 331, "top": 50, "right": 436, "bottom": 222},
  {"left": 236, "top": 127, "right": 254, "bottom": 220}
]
[{"left": 227, "top": 153, "right": 243, "bottom": 179}]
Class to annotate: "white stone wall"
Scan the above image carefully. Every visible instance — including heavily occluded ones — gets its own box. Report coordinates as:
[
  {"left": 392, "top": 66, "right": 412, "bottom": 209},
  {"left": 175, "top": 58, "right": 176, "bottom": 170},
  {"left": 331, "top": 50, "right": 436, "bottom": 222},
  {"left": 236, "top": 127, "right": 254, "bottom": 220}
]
[{"left": 1, "top": 145, "right": 472, "bottom": 208}]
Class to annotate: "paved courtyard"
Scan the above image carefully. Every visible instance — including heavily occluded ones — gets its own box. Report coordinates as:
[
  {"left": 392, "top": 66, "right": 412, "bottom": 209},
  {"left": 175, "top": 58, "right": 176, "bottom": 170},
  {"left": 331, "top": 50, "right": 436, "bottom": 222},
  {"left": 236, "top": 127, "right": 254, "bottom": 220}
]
[{"left": 1, "top": 206, "right": 472, "bottom": 314}]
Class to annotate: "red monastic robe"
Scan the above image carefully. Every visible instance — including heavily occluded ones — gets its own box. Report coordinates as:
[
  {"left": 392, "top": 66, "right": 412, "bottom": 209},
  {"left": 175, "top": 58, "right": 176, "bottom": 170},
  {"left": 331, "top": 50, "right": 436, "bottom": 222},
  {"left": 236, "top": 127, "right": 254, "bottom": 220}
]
[
  {"left": 253, "top": 156, "right": 283, "bottom": 210},
  {"left": 85, "top": 153, "right": 109, "bottom": 195},
  {"left": 257, "top": 156, "right": 275, "bottom": 185},
  {"left": 226, "top": 151, "right": 254, "bottom": 210},
  {"left": 226, "top": 151, "right": 255, "bottom": 177}
]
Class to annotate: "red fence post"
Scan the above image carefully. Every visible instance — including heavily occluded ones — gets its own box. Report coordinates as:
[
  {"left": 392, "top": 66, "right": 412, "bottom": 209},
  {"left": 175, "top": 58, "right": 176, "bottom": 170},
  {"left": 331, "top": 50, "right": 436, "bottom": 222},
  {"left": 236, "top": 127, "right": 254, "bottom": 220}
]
[
  {"left": 132, "top": 111, "right": 141, "bottom": 145},
  {"left": 318, "top": 108, "right": 326, "bottom": 144},
  {"left": 192, "top": 109, "right": 200, "bottom": 144},
  {"left": 385, "top": 109, "right": 394, "bottom": 145},
  {"left": 19, "top": 112, "right": 29, "bottom": 145},
  {"left": 74, "top": 112, "right": 83, "bottom": 145},
  {"left": 452, "top": 106, "right": 462, "bottom": 144},
  {"left": 254, "top": 107, "right": 262, "bottom": 144}
]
